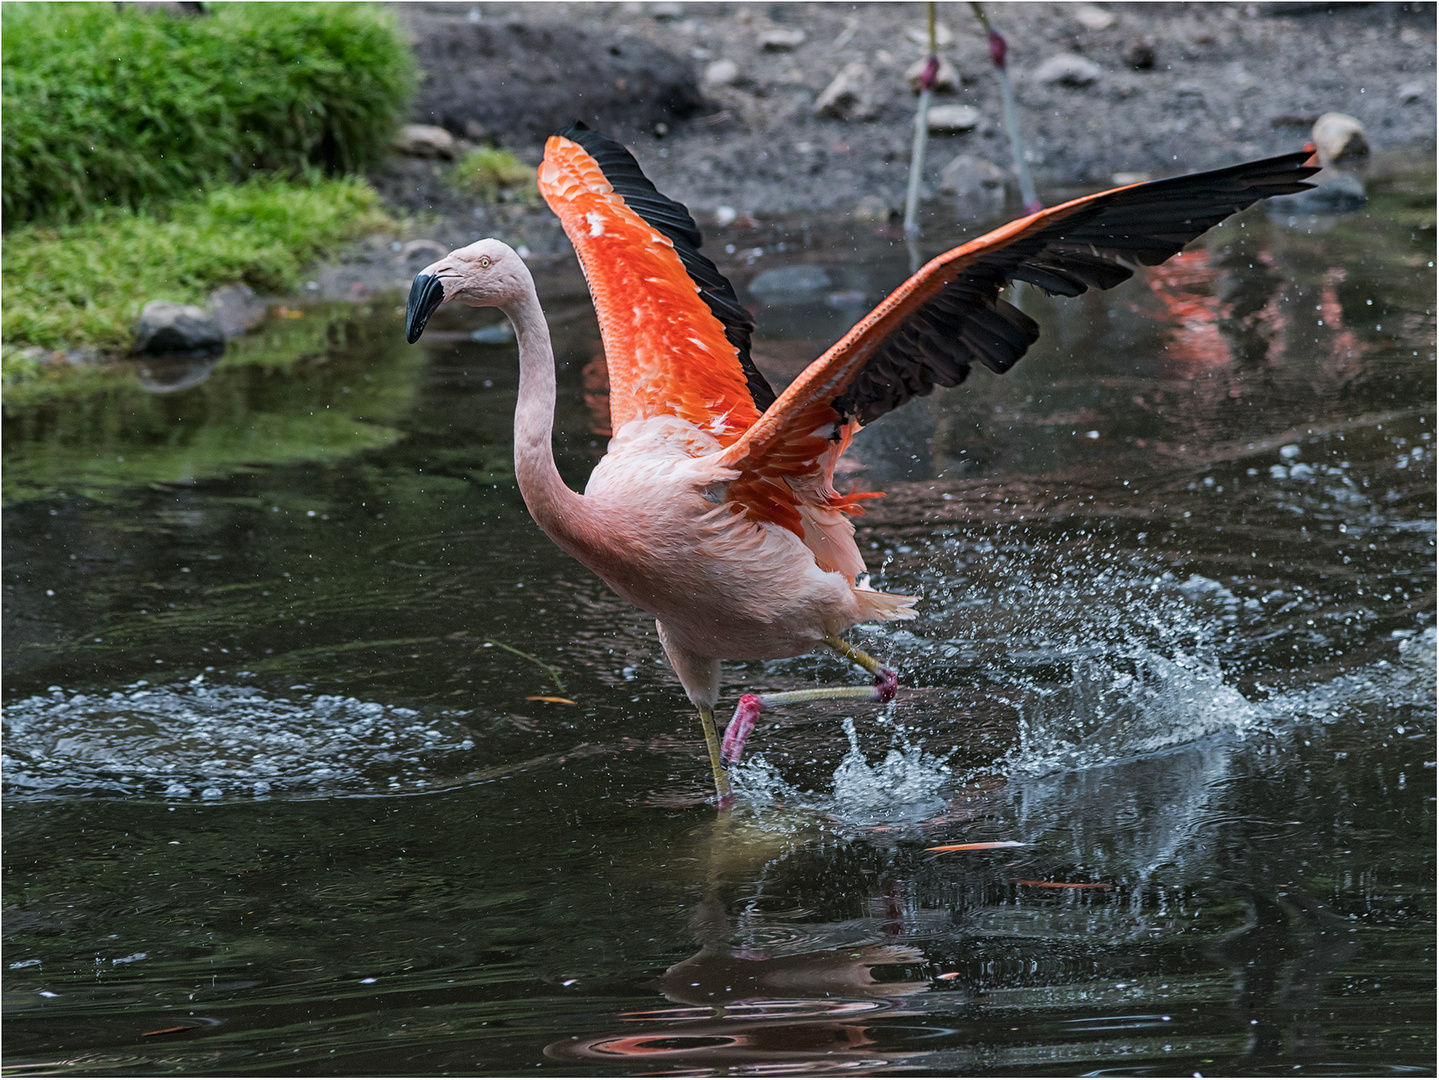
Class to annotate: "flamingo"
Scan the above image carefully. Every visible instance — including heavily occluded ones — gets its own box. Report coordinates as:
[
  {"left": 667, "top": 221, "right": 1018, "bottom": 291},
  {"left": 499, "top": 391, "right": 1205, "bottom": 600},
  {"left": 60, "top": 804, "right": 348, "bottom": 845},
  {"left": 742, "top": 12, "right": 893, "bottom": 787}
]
[{"left": 406, "top": 123, "right": 1315, "bottom": 803}]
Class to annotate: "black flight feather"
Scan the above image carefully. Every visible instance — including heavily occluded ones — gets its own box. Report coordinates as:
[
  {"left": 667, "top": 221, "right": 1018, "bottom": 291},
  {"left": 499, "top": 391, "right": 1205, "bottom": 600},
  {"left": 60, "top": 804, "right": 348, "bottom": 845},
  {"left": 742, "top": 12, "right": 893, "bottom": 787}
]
[{"left": 831, "top": 148, "right": 1318, "bottom": 426}]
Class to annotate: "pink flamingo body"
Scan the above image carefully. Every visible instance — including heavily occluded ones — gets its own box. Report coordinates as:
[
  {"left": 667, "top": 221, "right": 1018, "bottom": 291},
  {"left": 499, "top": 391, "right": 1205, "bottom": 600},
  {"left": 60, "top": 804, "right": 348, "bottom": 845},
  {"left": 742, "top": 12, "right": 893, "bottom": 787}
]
[{"left": 407, "top": 124, "right": 1316, "bottom": 802}]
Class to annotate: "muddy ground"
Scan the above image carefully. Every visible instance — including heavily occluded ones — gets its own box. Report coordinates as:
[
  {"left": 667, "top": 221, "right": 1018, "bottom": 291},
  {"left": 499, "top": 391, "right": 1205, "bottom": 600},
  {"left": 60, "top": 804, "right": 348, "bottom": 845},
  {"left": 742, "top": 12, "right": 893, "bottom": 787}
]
[
  {"left": 374, "top": 1, "right": 1434, "bottom": 223},
  {"left": 327, "top": 1, "right": 1437, "bottom": 298}
]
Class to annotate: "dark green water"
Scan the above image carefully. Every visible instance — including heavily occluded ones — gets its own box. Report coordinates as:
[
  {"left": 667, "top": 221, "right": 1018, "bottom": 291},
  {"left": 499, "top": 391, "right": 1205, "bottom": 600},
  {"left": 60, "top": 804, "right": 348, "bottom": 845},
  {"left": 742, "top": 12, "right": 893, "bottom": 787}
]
[{"left": 4, "top": 172, "right": 1434, "bottom": 1075}]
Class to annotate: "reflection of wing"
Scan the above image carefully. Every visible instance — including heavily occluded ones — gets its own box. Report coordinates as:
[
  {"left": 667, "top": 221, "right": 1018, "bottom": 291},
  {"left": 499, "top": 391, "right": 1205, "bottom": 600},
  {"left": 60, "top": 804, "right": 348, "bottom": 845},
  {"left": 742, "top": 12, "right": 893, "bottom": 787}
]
[
  {"left": 716, "top": 150, "right": 1319, "bottom": 522},
  {"left": 539, "top": 123, "right": 775, "bottom": 445}
]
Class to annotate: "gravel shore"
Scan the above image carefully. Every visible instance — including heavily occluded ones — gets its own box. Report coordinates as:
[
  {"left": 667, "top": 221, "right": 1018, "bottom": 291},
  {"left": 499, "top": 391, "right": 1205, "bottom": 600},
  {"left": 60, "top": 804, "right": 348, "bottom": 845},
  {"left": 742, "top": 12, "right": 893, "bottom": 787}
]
[{"left": 377, "top": 1, "right": 1435, "bottom": 223}]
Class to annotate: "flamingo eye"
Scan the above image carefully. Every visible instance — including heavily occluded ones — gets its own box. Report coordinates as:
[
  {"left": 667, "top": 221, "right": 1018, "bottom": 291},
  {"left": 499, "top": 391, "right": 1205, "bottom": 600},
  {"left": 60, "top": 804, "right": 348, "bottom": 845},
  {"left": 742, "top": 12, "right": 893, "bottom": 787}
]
[{"left": 478, "top": 255, "right": 491, "bottom": 268}]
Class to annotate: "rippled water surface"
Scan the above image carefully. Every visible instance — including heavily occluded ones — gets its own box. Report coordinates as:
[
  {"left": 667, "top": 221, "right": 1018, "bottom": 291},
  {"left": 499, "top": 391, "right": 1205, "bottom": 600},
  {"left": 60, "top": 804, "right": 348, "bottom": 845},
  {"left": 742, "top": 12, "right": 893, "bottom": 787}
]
[{"left": 4, "top": 166, "right": 1434, "bottom": 1075}]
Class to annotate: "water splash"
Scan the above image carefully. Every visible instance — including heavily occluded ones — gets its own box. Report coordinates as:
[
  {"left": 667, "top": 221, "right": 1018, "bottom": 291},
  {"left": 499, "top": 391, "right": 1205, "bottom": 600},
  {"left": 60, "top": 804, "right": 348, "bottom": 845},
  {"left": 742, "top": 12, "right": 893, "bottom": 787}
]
[
  {"left": 731, "top": 717, "right": 951, "bottom": 826},
  {"left": 1009, "top": 649, "right": 1261, "bottom": 776},
  {"left": 1, "top": 677, "right": 481, "bottom": 801},
  {"left": 1264, "top": 624, "right": 1437, "bottom": 726}
]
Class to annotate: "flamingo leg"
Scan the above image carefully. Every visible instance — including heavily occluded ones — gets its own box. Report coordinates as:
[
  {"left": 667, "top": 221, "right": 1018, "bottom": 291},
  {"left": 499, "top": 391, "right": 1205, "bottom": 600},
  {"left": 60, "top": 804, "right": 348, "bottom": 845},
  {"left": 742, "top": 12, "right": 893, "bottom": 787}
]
[
  {"left": 698, "top": 705, "right": 732, "bottom": 803},
  {"left": 720, "top": 636, "right": 899, "bottom": 767}
]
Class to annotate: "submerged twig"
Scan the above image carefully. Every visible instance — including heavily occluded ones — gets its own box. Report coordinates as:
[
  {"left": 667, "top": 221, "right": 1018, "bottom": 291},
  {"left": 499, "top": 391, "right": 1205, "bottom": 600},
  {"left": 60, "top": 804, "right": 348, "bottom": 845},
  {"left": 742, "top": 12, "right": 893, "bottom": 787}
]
[{"left": 483, "top": 638, "right": 567, "bottom": 694}]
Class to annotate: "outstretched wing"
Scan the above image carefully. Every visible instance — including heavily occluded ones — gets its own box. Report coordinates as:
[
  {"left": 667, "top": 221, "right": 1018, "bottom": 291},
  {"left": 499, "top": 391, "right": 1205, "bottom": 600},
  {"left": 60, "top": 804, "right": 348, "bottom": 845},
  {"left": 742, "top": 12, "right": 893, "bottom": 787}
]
[
  {"left": 539, "top": 123, "right": 775, "bottom": 445},
  {"left": 717, "top": 149, "right": 1319, "bottom": 526}
]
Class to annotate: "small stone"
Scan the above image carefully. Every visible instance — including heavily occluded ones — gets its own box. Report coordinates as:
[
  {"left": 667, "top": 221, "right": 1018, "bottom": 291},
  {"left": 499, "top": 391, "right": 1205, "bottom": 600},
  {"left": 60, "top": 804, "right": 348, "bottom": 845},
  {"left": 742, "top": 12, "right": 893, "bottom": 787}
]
[
  {"left": 135, "top": 355, "right": 222, "bottom": 395},
  {"left": 1269, "top": 171, "right": 1367, "bottom": 214},
  {"left": 854, "top": 195, "right": 893, "bottom": 222},
  {"left": 1311, "top": 112, "right": 1368, "bottom": 166},
  {"left": 713, "top": 205, "right": 738, "bottom": 226},
  {"left": 814, "top": 62, "right": 878, "bottom": 121},
  {"left": 650, "top": 2, "right": 683, "bottom": 19},
  {"left": 704, "top": 58, "right": 740, "bottom": 87},
  {"left": 1074, "top": 5, "right": 1116, "bottom": 30},
  {"left": 759, "top": 27, "right": 806, "bottom": 52},
  {"left": 133, "top": 301, "right": 225, "bottom": 356},
  {"left": 393, "top": 123, "right": 456, "bottom": 160},
  {"left": 748, "top": 265, "right": 832, "bottom": 301},
  {"left": 926, "top": 104, "right": 982, "bottom": 134},
  {"left": 470, "top": 323, "right": 516, "bottom": 344},
  {"left": 906, "top": 55, "right": 959, "bottom": 94},
  {"left": 1124, "top": 40, "right": 1156, "bottom": 69},
  {"left": 904, "top": 22, "right": 954, "bottom": 48},
  {"left": 1111, "top": 171, "right": 1151, "bottom": 186},
  {"left": 207, "top": 283, "right": 267, "bottom": 338},
  {"left": 939, "top": 155, "right": 1006, "bottom": 214},
  {"left": 1033, "top": 54, "right": 1102, "bottom": 87},
  {"left": 1397, "top": 81, "right": 1427, "bottom": 105}
]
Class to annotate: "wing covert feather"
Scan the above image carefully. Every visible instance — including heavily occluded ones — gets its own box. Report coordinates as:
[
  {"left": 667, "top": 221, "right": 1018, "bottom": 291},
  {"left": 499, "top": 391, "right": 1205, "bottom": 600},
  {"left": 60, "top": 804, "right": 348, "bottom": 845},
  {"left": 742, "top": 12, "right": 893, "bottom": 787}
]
[{"left": 539, "top": 129, "right": 769, "bottom": 443}]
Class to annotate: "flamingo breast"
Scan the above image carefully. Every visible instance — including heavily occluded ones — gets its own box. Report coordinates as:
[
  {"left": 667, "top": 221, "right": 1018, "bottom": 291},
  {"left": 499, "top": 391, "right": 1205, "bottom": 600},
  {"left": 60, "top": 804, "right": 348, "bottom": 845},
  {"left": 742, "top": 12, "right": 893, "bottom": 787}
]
[{"left": 570, "top": 416, "right": 865, "bottom": 660}]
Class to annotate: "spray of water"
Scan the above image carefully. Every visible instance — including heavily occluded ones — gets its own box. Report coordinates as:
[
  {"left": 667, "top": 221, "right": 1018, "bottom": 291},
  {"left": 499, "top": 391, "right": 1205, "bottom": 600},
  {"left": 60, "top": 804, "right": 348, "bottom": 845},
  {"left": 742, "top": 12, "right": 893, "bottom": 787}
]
[
  {"left": 1, "top": 676, "right": 481, "bottom": 801},
  {"left": 730, "top": 717, "right": 951, "bottom": 827},
  {"left": 1008, "top": 649, "right": 1261, "bottom": 775}
]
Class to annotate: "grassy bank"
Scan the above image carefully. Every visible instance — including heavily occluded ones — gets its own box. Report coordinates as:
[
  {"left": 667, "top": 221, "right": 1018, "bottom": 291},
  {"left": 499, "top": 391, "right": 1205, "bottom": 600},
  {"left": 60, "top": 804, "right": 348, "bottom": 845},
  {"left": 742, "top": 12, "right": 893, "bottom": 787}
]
[
  {"left": 2, "top": 3, "right": 413, "bottom": 225},
  {"left": 1, "top": 2, "right": 415, "bottom": 383},
  {"left": 2, "top": 178, "right": 393, "bottom": 363}
]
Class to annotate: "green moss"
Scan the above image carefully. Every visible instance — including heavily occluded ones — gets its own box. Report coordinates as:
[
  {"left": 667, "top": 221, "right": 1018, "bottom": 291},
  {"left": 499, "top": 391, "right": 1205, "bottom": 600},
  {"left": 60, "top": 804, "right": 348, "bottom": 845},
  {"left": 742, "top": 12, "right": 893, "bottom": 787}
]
[
  {"left": 1, "top": 178, "right": 393, "bottom": 353},
  {"left": 2, "top": 2, "right": 415, "bottom": 225},
  {"left": 449, "top": 147, "right": 538, "bottom": 204}
]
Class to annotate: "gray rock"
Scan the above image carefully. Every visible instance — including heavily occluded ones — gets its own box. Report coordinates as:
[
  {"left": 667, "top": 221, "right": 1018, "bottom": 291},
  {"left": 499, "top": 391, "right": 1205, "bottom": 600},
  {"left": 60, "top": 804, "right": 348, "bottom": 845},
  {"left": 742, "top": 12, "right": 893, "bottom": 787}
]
[
  {"left": 394, "top": 123, "right": 457, "bottom": 159},
  {"left": 1398, "top": 80, "right": 1428, "bottom": 105},
  {"left": 133, "top": 301, "right": 225, "bottom": 356},
  {"left": 904, "top": 22, "right": 954, "bottom": 48},
  {"left": 470, "top": 323, "right": 516, "bottom": 344},
  {"left": 704, "top": 58, "right": 740, "bottom": 87},
  {"left": 134, "top": 355, "right": 222, "bottom": 395},
  {"left": 410, "top": 21, "right": 703, "bottom": 143},
  {"left": 906, "top": 55, "right": 958, "bottom": 94},
  {"left": 814, "top": 62, "right": 878, "bottom": 121},
  {"left": 759, "top": 27, "right": 806, "bottom": 52},
  {"left": 1311, "top": 112, "right": 1368, "bottom": 166},
  {"left": 940, "top": 154, "right": 1007, "bottom": 214},
  {"left": 1124, "top": 40, "right": 1156, "bottom": 69},
  {"left": 208, "top": 283, "right": 267, "bottom": 338},
  {"left": 1268, "top": 171, "right": 1367, "bottom": 215},
  {"left": 854, "top": 195, "right": 894, "bottom": 222},
  {"left": 1074, "top": 5, "right": 1116, "bottom": 30},
  {"left": 1033, "top": 54, "right": 1103, "bottom": 87},
  {"left": 926, "top": 104, "right": 982, "bottom": 134},
  {"left": 748, "top": 265, "right": 833, "bottom": 302}
]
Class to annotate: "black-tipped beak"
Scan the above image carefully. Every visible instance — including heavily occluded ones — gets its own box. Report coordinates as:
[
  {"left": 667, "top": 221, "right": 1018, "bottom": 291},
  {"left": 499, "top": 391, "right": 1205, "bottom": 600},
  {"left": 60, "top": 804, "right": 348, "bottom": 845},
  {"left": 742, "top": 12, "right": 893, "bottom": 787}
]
[{"left": 405, "top": 273, "right": 445, "bottom": 344}]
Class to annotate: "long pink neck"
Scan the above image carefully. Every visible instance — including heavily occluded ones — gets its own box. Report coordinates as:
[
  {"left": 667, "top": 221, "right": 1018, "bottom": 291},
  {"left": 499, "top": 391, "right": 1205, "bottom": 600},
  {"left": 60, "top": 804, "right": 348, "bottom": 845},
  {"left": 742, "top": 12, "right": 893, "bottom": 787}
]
[{"left": 502, "top": 289, "right": 589, "bottom": 550}]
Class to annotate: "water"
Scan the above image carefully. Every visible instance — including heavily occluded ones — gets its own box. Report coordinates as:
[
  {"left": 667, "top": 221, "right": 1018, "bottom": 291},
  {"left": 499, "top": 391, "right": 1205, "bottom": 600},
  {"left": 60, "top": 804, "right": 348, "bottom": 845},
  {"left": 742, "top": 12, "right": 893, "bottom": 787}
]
[{"left": 3, "top": 165, "right": 1434, "bottom": 1074}]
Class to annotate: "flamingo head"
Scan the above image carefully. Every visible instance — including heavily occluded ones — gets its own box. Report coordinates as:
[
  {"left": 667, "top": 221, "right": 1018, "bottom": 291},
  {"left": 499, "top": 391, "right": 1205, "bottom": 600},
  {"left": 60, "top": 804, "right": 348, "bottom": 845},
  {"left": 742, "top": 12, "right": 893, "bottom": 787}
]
[{"left": 405, "top": 238, "right": 530, "bottom": 343}]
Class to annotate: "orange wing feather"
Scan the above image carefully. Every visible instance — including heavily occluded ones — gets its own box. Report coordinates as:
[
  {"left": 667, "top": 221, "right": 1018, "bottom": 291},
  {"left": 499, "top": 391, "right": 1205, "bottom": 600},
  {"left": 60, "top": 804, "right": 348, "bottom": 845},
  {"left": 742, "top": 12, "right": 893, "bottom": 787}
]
[{"left": 539, "top": 135, "right": 761, "bottom": 444}]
